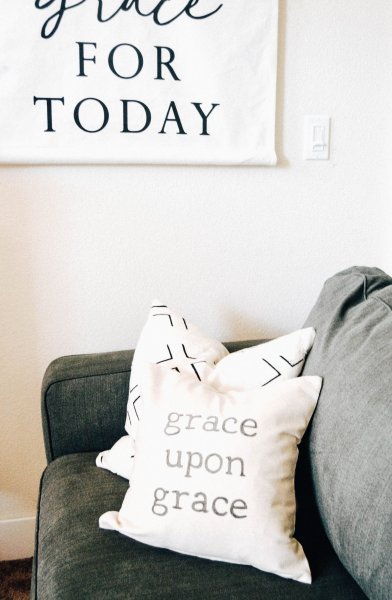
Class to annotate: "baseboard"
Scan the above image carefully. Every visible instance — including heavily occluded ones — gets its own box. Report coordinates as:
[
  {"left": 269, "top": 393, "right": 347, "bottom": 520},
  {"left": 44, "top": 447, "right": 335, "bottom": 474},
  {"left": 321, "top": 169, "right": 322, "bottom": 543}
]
[{"left": 0, "top": 517, "right": 36, "bottom": 560}]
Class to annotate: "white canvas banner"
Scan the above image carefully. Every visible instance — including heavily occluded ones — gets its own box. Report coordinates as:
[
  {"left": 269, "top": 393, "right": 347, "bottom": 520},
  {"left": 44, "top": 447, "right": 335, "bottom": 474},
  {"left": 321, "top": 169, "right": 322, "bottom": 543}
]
[{"left": 0, "top": 1, "right": 278, "bottom": 165}]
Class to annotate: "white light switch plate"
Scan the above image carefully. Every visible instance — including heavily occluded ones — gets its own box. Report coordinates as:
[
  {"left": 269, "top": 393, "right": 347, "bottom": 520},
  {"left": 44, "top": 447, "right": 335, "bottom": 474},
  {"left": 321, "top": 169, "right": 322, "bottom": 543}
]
[{"left": 304, "top": 115, "right": 331, "bottom": 160}]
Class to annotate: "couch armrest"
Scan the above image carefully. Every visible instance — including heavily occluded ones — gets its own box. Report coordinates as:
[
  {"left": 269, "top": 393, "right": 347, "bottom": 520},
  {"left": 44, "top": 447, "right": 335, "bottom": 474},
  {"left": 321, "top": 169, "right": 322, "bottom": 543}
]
[
  {"left": 42, "top": 341, "right": 262, "bottom": 463},
  {"left": 42, "top": 350, "right": 134, "bottom": 463}
]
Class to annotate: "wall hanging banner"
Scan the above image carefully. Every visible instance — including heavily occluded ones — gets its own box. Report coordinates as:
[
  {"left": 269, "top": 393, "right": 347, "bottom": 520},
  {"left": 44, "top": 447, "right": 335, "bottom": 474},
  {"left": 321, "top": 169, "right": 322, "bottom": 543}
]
[{"left": 0, "top": 1, "right": 278, "bottom": 165}]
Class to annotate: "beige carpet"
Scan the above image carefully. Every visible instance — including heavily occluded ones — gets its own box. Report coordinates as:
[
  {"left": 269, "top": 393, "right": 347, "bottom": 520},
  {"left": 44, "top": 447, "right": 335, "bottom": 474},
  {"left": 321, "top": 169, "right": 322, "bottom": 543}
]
[{"left": 0, "top": 558, "right": 32, "bottom": 600}]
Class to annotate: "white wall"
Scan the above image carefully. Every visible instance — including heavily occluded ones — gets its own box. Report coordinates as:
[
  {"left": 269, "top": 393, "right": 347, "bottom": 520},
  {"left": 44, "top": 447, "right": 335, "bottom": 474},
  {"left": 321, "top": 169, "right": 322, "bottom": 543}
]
[{"left": 1, "top": 0, "right": 391, "bottom": 555}]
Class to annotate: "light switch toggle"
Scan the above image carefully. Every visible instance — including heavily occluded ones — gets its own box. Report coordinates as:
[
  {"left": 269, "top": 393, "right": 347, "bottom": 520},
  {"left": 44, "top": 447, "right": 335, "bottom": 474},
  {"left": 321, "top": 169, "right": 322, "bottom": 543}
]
[{"left": 304, "top": 115, "right": 331, "bottom": 160}]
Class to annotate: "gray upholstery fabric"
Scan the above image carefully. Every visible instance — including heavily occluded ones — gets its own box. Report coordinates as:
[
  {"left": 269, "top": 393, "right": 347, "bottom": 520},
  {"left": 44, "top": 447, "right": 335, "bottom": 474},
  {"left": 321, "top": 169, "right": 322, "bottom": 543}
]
[
  {"left": 32, "top": 453, "right": 367, "bottom": 600},
  {"left": 42, "top": 349, "right": 134, "bottom": 461},
  {"left": 41, "top": 342, "right": 260, "bottom": 462},
  {"left": 302, "top": 267, "right": 392, "bottom": 600}
]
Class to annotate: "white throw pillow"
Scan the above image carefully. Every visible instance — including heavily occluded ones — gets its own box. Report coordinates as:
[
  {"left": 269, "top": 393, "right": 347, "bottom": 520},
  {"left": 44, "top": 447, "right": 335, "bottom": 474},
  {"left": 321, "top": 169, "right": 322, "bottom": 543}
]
[
  {"left": 96, "top": 301, "right": 315, "bottom": 480},
  {"left": 100, "top": 365, "right": 322, "bottom": 583},
  {"left": 96, "top": 435, "right": 135, "bottom": 481},
  {"left": 96, "top": 300, "right": 228, "bottom": 478},
  {"left": 124, "top": 300, "right": 229, "bottom": 439},
  {"left": 206, "top": 327, "right": 315, "bottom": 392}
]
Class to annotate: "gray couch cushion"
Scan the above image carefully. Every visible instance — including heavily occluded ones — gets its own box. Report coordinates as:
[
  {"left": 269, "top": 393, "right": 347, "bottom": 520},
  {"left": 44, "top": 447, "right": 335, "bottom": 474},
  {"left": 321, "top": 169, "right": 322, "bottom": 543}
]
[
  {"left": 32, "top": 453, "right": 366, "bottom": 599},
  {"left": 303, "top": 266, "right": 392, "bottom": 600}
]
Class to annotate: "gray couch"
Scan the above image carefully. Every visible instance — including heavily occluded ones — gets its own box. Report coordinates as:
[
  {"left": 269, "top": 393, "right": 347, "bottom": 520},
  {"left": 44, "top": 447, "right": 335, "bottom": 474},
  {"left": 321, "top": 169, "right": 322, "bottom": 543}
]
[{"left": 31, "top": 267, "right": 392, "bottom": 600}]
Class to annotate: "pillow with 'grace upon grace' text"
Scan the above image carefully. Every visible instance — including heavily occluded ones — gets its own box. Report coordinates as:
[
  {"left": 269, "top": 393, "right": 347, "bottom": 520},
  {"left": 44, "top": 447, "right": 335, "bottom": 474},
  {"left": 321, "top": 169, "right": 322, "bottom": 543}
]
[{"left": 100, "top": 365, "right": 322, "bottom": 583}]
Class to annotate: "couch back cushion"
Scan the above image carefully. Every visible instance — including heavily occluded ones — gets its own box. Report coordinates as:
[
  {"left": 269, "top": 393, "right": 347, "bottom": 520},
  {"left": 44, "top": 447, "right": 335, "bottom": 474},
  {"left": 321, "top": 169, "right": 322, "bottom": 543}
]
[{"left": 302, "top": 266, "right": 392, "bottom": 600}]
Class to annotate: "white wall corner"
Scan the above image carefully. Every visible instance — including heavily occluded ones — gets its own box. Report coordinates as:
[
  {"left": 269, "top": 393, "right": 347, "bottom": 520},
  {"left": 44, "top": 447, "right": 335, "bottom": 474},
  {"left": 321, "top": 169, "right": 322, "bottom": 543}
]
[{"left": 0, "top": 517, "right": 36, "bottom": 560}]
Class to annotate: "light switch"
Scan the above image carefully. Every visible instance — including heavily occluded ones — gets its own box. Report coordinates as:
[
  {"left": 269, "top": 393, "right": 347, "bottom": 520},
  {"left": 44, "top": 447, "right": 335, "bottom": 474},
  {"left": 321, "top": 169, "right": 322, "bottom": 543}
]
[{"left": 304, "top": 116, "right": 331, "bottom": 160}]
